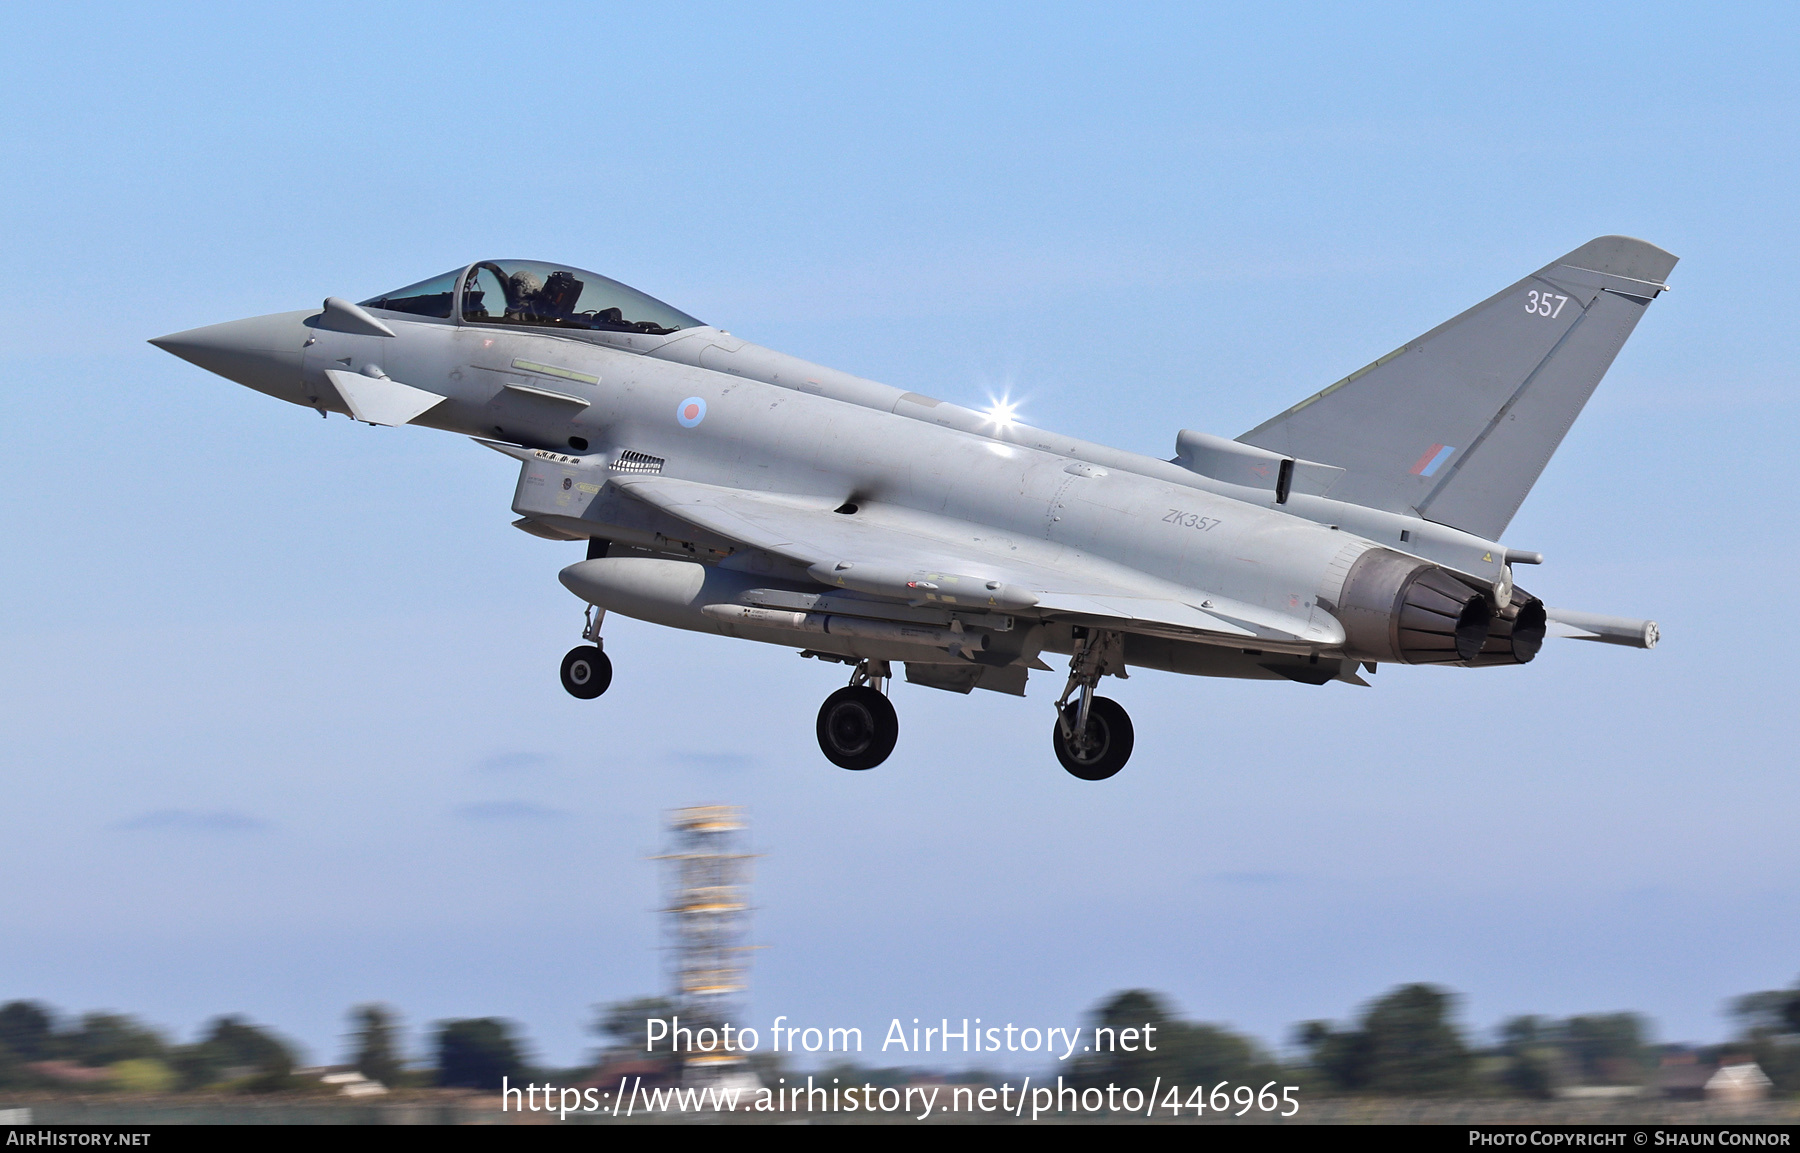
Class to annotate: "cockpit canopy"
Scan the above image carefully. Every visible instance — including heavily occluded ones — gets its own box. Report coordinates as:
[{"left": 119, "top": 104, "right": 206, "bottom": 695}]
[{"left": 360, "top": 261, "right": 703, "bottom": 336}]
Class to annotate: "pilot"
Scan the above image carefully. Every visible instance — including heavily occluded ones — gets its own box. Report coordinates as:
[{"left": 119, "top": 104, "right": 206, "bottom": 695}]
[{"left": 504, "top": 269, "right": 545, "bottom": 322}]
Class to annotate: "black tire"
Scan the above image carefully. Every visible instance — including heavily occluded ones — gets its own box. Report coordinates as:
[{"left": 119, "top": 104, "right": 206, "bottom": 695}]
[
  {"left": 816, "top": 686, "right": 899, "bottom": 770},
  {"left": 1053, "top": 695, "right": 1134, "bottom": 780},
  {"left": 560, "top": 646, "right": 612, "bottom": 699}
]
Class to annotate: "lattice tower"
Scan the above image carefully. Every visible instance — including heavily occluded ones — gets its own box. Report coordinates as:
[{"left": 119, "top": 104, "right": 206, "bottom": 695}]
[{"left": 657, "top": 805, "right": 756, "bottom": 1075}]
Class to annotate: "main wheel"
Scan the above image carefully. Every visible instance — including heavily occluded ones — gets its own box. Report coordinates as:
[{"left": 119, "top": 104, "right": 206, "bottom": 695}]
[
  {"left": 1053, "top": 696, "right": 1134, "bottom": 780},
  {"left": 560, "top": 646, "right": 612, "bottom": 699},
  {"left": 816, "top": 686, "right": 899, "bottom": 770}
]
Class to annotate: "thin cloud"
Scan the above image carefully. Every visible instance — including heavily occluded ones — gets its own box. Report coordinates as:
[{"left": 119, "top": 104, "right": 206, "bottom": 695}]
[
  {"left": 1212, "top": 871, "right": 1300, "bottom": 886},
  {"left": 666, "top": 751, "right": 756, "bottom": 771},
  {"left": 476, "top": 752, "right": 554, "bottom": 773},
  {"left": 453, "top": 801, "right": 567, "bottom": 823},
  {"left": 114, "top": 810, "right": 269, "bottom": 833}
]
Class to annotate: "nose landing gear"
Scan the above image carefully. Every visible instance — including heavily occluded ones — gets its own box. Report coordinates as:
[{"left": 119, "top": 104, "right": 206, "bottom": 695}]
[
  {"left": 560, "top": 605, "right": 613, "bottom": 700},
  {"left": 816, "top": 659, "right": 898, "bottom": 770},
  {"left": 1052, "top": 628, "right": 1133, "bottom": 780},
  {"left": 561, "top": 645, "right": 612, "bottom": 698}
]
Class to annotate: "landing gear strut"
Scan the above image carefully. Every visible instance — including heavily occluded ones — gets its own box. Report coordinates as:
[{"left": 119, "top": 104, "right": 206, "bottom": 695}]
[
  {"left": 561, "top": 605, "right": 612, "bottom": 699},
  {"left": 816, "top": 659, "right": 898, "bottom": 770},
  {"left": 1052, "top": 628, "right": 1133, "bottom": 780}
]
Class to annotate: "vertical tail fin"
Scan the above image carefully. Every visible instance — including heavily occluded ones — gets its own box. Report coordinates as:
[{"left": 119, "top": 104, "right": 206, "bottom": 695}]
[{"left": 1239, "top": 236, "right": 1677, "bottom": 540}]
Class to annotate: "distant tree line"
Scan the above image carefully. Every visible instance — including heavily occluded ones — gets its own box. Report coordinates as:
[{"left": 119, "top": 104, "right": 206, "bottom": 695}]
[
  {"left": 1493, "top": 1011, "right": 1655, "bottom": 1098},
  {"left": 1290, "top": 979, "right": 1800, "bottom": 1098},
  {"left": 3, "top": 976, "right": 1798, "bottom": 1098},
  {"left": 0, "top": 1001, "right": 535, "bottom": 1095},
  {"left": 0, "top": 1004, "right": 297, "bottom": 1093},
  {"left": 1732, "top": 983, "right": 1800, "bottom": 1093},
  {"left": 1065, "top": 989, "right": 1285, "bottom": 1091}
]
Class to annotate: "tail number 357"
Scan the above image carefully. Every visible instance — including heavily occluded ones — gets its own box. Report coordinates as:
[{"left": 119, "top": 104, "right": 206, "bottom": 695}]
[{"left": 1525, "top": 290, "right": 1569, "bottom": 318}]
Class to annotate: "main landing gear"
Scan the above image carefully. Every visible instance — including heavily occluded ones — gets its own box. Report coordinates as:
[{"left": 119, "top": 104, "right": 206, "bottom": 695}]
[
  {"left": 816, "top": 659, "right": 898, "bottom": 771},
  {"left": 561, "top": 605, "right": 613, "bottom": 700},
  {"left": 1052, "top": 627, "right": 1134, "bottom": 780}
]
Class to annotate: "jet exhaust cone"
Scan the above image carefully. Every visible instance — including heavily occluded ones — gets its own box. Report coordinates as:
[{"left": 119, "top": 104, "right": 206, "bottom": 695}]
[{"left": 1335, "top": 548, "right": 1516, "bottom": 666}]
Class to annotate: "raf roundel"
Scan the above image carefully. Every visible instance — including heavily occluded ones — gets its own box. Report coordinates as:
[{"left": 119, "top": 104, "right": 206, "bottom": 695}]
[{"left": 677, "top": 396, "right": 707, "bottom": 428}]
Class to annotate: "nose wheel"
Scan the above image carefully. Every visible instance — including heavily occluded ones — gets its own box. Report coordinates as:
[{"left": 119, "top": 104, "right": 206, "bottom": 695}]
[
  {"left": 561, "top": 645, "right": 612, "bottom": 699},
  {"left": 816, "top": 660, "right": 898, "bottom": 770},
  {"left": 560, "top": 604, "right": 612, "bottom": 699}
]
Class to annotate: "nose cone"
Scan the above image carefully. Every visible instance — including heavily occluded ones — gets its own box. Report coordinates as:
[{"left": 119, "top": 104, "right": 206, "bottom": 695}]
[{"left": 150, "top": 310, "right": 314, "bottom": 400}]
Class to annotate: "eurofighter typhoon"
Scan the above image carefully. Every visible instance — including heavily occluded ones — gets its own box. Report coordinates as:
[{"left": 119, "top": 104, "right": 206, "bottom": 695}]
[{"left": 151, "top": 238, "right": 1670, "bottom": 779}]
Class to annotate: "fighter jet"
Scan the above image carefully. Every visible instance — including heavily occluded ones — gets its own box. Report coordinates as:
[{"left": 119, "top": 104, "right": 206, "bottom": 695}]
[{"left": 151, "top": 238, "right": 1670, "bottom": 779}]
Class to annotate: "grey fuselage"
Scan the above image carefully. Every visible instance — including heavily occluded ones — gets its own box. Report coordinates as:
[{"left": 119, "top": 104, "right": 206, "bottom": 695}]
[{"left": 155, "top": 286, "right": 1529, "bottom": 685}]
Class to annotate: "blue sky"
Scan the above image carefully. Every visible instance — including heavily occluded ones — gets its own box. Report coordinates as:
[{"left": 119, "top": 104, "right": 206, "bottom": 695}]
[{"left": 1, "top": 2, "right": 1796, "bottom": 1069}]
